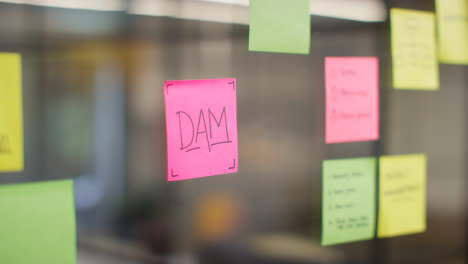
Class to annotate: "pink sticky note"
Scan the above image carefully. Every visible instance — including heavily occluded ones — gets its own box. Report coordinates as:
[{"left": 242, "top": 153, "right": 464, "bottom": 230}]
[
  {"left": 325, "top": 57, "right": 379, "bottom": 144},
  {"left": 164, "top": 78, "right": 238, "bottom": 181}
]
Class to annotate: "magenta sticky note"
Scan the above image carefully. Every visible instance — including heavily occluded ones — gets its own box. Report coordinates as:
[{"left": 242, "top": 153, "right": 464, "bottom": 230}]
[
  {"left": 164, "top": 78, "right": 238, "bottom": 181},
  {"left": 325, "top": 57, "right": 379, "bottom": 144}
]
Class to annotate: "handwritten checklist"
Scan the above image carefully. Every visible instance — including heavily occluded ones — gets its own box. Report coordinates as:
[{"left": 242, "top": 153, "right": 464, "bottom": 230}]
[
  {"left": 164, "top": 79, "right": 238, "bottom": 181},
  {"left": 391, "top": 8, "right": 439, "bottom": 90},
  {"left": 325, "top": 57, "right": 379, "bottom": 144},
  {"left": 322, "top": 157, "right": 376, "bottom": 246}
]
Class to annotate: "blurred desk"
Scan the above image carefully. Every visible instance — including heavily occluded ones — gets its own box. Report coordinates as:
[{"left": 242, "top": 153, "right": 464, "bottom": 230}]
[{"left": 249, "top": 234, "right": 345, "bottom": 264}]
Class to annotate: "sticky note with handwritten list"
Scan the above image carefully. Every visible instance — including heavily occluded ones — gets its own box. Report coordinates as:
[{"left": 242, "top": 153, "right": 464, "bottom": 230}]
[
  {"left": 378, "top": 154, "right": 426, "bottom": 238},
  {"left": 325, "top": 57, "right": 379, "bottom": 144},
  {"left": 390, "top": 8, "right": 439, "bottom": 90},
  {"left": 322, "top": 157, "right": 376, "bottom": 246},
  {"left": 0, "top": 180, "right": 76, "bottom": 264},
  {"left": 249, "top": 0, "right": 310, "bottom": 54},
  {"left": 0, "top": 53, "right": 23, "bottom": 172},
  {"left": 164, "top": 79, "right": 238, "bottom": 181},
  {"left": 436, "top": 0, "right": 468, "bottom": 65}
]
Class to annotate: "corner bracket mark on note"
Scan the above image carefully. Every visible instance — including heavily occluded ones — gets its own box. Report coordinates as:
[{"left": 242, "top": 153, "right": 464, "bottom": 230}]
[
  {"left": 229, "top": 159, "right": 236, "bottom": 170},
  {"left": 228, "top": 82, "right": 235, "bottom": 91},
  {"left": 166, "top": 84, "right": 174, "bottom": 95},
  {"left": 171, "top": 169, "right": 179, "bottom": 177}
]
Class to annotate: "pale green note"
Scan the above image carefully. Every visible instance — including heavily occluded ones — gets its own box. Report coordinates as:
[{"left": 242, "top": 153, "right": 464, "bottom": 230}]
[
  {"left": 322, "top": 157, "right": 376, "bottom": 246},
  {"left": 249, "top": 0, "right": 310, "bottom": 54},
  {"left": 0, "top": 180, "right": 76, "bottom": 264}
]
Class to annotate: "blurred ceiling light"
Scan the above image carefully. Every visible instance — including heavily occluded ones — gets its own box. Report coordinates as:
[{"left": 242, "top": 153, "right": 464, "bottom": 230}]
[
  {"left": 309, "top": 0, "right": 387, "bottom": 22},
  {"left": 131, "top": 0, "right": 387, "bottom": 24},
  {"left": 131, "top": 0, "right": 249, "bottom": 24},
  {"left": 201, "top": 0, "right": 249, "bottom": 6},
  {"left": 0, "top": 0, "right": 124, "bottom": 11}
]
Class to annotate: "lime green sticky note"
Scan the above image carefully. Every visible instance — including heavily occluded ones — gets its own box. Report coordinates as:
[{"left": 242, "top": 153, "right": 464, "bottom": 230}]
[
  {"left": 390, "top": 8, "right": 439, "bottom": 90},
  {"left": 0, "top": 180, "right": 76, "bottom": 264},
  {"left": 378, "top": 154, "right": 426, "bottom": 238},
  {"left": 436, "top": 0, "right": 468, "bottom": 65},
  {"left": 0, "top": 53, "right": 23, "bottom": 172},
  {"left": 322, "top": 157, "right": 376, "bottom": 246},
  {"left": 249, "top": 0, "right": 310, "bottom": 54}
]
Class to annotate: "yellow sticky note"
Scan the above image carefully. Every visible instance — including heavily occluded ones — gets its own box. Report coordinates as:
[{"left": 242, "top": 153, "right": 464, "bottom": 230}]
[
  {"left": 391, "top": 8, "right": 439, "bottom": 90},
  {"left": 378, "top": 154, "right": 426, "bottom": 238},
  {"left": 0, "top": 53, "right": 23, "bottom": 172},
  {"left": 436, "top": 0, "right": 468, "bottom": 64}
]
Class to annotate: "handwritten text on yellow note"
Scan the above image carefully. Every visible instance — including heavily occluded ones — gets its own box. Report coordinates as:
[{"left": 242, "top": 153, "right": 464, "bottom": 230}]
[
  {"left": 436, "top": 0, "right": 468, "bottom": 64},
  {"left": 391, "top": 8, "right": 439, "bottom": 90},
  {"left": 378, "top": 154, "right": 426, "bottom": 238}
]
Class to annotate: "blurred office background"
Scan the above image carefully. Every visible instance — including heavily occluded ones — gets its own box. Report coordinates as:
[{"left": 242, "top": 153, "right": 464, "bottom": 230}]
[{"left": 0, "top": 0, "right": 466, "bottom": 263}]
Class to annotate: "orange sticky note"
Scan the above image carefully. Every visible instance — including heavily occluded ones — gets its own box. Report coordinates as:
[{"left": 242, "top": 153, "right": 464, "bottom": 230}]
[
  {"left": 164, "top": 79, "right": 238, "bottom": 181},
  {"left": 325, "top": 57, "right": 379, "bottom": 144}
]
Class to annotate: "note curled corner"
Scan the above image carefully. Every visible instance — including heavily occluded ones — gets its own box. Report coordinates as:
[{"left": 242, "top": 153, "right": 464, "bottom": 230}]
[{"left": 164, "top": 79, "right": 238, "bottom": 181}]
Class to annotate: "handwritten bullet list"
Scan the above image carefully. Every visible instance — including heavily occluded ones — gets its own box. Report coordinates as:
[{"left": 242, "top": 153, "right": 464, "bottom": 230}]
[
  {"left": 322, "top": 157, "right": 376, "bottom": 246},
  {"left": 391, "top": 8, "right": 439, "bottom": 90},
  {"left": 325, "top": 57, "right": 379, "bottom": 144}
]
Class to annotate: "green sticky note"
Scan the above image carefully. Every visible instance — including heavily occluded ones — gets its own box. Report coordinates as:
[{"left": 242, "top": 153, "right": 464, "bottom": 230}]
[
  {"left": 249, "top": 0, "right": 310, "bottom": 54},
  {"left": 0, "top": 180, "right": 76, "bottom": 264},
  {"left": 390, "top": 8, "right": 439, "bottom": 90},
  {"left": 321, "top": 157, "right": 376, "bottom": 246},
  {"left": 436, "top": 0, "right": 468, "bottom": 65},
  {"left": 378, "top": 154, "right": 426, "bottom": 238}
]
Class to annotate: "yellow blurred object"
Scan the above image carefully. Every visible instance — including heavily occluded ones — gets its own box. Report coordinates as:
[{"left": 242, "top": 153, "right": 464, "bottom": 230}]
[
  {"left": 436, "top": 0, "right": 468, "bottom": 65},
  {"left": 194, "top": 193, "right": 242, "bottom": 242},
  {"left": 390, "top": 8, "right": 439, "bottom": 90},
  {"left": 378, "top": 154, "right": 427, "bottom": 238},
  {"left": 0, "top": 53, "right": 23, "bottom": 172}
]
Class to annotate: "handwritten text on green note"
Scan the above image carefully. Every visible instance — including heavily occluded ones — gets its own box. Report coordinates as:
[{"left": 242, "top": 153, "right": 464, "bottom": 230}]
[{"left": 322, "top": 157, "right": 376, "bottom": 246}]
